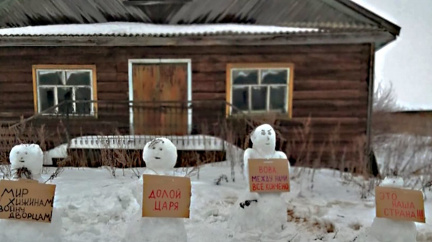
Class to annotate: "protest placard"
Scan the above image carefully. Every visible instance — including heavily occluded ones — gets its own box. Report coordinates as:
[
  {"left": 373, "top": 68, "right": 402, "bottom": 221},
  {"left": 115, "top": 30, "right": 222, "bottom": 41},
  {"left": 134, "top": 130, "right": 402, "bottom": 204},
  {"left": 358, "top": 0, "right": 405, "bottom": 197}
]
[
  {"left": 0, "top": 179, "right": 56, "bottom": 223},
  {"left": 142, "top": 175, "right": 191, "bottom": 218},
  {"left": 248, "top": 159, "right": 290, "bottom": 193}
]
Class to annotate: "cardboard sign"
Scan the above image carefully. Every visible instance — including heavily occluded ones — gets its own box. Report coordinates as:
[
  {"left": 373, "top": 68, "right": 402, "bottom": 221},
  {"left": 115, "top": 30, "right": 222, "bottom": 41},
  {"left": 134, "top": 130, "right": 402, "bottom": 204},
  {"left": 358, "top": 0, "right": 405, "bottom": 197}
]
[
  {"left": 248, "top": 159, "right": 290, "bottom": 193},
  {"left": 375, "top": 186, "right": 425, "bottom": 223},
  {"left": 142, "top": 174, "right": 191, "bottom": 218},
  {"left": 0, "top": 179, "right": 56, "bottom": 223}
]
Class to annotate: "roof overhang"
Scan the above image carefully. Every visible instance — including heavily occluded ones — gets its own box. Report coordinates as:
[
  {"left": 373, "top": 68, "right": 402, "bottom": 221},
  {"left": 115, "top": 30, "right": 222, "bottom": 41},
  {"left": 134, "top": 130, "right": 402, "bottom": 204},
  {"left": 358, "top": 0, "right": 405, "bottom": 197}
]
[{"left": 0, "top": 31, "right": 395, "bottom": 47}]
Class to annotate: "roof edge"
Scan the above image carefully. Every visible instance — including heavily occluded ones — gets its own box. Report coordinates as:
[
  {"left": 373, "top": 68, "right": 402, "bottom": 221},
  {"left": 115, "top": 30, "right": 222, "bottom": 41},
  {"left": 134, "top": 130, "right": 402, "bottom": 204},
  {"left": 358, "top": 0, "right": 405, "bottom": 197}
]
[
  {"left": 0, "top": 31, "right": 395, "bottom": 47},
  {"left": 335, "top": 0, "right": 401, "bottom": 36}
]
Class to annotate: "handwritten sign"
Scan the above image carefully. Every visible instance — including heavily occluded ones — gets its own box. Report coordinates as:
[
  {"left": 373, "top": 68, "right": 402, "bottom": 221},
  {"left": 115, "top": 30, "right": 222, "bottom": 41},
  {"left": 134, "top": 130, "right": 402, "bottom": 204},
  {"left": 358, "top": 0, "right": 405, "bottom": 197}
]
[
  {"left": 0, "top": 179, "right": 56, "bottom": 223},
  {"left": 142, "top": 174, "right": 191, "bottom": 218},
  {"left": 248, "top": 159, "right": 290, "bottom": 193},
  {"left": 375, "top": 186, "right": 425, "bottom": 223}
]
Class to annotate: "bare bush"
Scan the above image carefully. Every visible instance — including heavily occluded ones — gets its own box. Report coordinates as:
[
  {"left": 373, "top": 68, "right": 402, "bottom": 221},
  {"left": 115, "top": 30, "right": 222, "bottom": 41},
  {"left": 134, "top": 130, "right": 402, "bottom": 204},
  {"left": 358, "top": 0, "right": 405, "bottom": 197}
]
[{"left": 373, "top": 82, "right": 400, "bottom": 112}]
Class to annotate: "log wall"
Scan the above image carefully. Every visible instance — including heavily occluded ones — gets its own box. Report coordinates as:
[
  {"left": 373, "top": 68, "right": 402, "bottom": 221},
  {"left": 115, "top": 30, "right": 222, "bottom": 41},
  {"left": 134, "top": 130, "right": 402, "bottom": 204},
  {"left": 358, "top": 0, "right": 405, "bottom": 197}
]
[{"left": 0, "top": 44, "right": 372, "bottom": 166}]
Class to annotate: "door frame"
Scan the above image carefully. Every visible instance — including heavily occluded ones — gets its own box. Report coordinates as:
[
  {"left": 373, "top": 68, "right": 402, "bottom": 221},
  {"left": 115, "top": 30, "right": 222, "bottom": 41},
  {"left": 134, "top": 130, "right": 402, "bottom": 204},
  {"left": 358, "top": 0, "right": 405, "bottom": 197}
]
[{"left": 128, "top": 58, "right": 192, "bottom": 135}]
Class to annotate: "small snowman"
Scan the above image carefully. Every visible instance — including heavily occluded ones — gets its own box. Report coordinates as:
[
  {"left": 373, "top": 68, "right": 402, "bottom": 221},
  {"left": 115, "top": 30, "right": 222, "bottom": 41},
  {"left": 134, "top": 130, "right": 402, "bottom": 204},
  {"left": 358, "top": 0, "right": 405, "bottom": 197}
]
[
  {"left": 124, "top": 138, "right": 188, "bottom": 242},
  {"left": 357, "top": 177, "right": 418, "bottom": 242},
  {"left": 230, "top": 124, "right": 290, "bottom": 234},
  {"left": 9, "top": 144, "right": 44, "bottom": 182},
  {"left": 0, "top": 144, "right": 62, "bottom": 242}
]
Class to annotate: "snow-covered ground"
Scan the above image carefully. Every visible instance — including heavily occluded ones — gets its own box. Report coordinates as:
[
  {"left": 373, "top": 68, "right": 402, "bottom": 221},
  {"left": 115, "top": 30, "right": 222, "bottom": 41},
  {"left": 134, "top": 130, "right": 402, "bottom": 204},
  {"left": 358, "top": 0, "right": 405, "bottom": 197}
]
[{"left": 1, "top": 161, "right": 431, "bottom": 242}]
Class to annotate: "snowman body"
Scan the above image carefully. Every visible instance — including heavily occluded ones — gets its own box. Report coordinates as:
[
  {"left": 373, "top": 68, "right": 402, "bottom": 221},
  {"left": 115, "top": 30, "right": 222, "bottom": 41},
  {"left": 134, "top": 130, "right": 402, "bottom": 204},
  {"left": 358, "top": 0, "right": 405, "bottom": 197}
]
[
  {"left": 125, "top": 138, "right": 187, "bottom": 242},
  {"left": 369, "top": 177, "right": 417, "bottom": 242},
  {"left": 231, "top": 124, "right": 290, "bottom": 233},
  {"left": 0, "top": 144, "right": 62, "bottom": 242},
  {"left": 357, "top": 177, "right": 418, "bottom": 242}
]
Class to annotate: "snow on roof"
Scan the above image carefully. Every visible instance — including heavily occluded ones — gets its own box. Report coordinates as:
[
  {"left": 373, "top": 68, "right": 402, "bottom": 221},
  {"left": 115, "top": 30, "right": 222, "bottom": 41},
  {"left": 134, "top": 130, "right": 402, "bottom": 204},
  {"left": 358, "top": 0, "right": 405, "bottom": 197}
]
[{"left": 0, "top": 22, "right": 320, "bottom": 36}]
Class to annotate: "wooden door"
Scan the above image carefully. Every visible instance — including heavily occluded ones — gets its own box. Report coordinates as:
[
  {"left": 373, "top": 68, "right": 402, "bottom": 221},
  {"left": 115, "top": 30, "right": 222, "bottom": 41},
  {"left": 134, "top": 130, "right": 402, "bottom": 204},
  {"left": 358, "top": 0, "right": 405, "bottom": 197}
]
[{"left": 132, "top": 63, "right": 188, "bottom": 135}]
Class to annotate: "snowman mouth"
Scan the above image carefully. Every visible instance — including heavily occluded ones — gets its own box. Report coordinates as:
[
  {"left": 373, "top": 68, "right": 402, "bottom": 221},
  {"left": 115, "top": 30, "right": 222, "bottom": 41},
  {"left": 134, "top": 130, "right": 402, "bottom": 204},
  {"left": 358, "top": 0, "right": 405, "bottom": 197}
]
[
  {"left": 154, "top": 157, "right": 161, "bottom": 160},
  {"left": 20, "top": 159, "right": 25, "bottom": 163}
]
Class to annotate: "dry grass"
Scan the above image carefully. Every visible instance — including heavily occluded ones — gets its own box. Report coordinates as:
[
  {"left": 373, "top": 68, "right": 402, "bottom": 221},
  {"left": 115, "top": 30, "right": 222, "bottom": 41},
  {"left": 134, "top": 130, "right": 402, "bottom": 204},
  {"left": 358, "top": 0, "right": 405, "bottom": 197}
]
[
  {"left": 365, "top": 82, "right": 432, "bottom": 201},
  {"left": 3, "top": 85, "right": 427, "bottom": 185},
  {"left": 287, "top": 208, "right": 336, "bottom": 234}
]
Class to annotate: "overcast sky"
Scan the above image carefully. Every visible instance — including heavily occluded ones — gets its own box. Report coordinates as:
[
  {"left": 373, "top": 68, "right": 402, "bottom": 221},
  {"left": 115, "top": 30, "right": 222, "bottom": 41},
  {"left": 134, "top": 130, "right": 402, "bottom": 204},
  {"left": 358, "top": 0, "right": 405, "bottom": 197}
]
[{"left": 352, "top": 0, "right": 432, "bottom": 110}]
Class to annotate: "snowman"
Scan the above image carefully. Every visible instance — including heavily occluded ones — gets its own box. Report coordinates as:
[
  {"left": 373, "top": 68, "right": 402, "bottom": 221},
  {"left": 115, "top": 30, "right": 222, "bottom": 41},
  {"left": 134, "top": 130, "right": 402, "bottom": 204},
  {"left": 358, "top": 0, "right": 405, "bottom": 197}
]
[
  {"left": 9, "top": 144, "right": 44, "bottom": 182},
  {"left": 124, "top": 137, "right": 188, "bottom": 242},
  {"left": 230, "top": 124, "right": 290, "bottom": 234},
  {"left": 0, "top": 144, "right": 62, "bottom": 242},
  {"left": 356, "top": 177, "right": 418, "bottom": 242}
]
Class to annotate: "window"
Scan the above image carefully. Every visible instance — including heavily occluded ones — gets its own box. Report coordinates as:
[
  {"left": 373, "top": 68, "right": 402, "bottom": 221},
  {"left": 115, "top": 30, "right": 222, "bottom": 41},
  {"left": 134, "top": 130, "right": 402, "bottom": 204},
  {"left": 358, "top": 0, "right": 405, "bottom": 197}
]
[
  {"left": 226, "top": 63, "right": 294, "bottom": 117},
  {"left": 32, "top": 65, "right": 97, "bottom": 116}
]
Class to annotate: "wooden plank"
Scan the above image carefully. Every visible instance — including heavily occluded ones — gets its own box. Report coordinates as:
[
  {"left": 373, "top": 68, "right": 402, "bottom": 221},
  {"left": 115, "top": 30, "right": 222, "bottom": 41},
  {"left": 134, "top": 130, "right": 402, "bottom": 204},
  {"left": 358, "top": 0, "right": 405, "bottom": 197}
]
[
  {"left": 96, "top": 72, "right": 128, "bottom": 82},
  {"left": 293, "top": 90, "right": 367, "bottom": 100},
  {"left": 281, "top": 127, "right": 366, "bottom": 136},
  {"left": 191, "top": 61, "right": 367, "bottom": 74},
  {"left": 192, "top": 54, "right": 368, "bottom": 65},
  {"left": 0, "top": 45, "right": 370, "bottom": 57},
  {"left": 192, "top": 81, "right": 225, "bottom": 92},
  {"left": 132, "top": 64, "right": 159, "bottom": 135},
  {"left": 0, "top": 72, "right": 32, "bottom": 82},
  {"left": 0, "top": 111, "right": 34, "bottom": 117},
  {"left": 0, "top": 55, "right": 119, "bottom": 65},
  {"left": 2, "top": 84, "right": 33, "bottom": 92},
  {"left": 158, "top": 63, "right": 188, "bottom": 135},
  {"left": 292, "top": 104, "right": 368, "bottom": 112},
  {"left": 0, "top": 103, "right": 34, "bottom": 109},
  {"left": 0, "top": 47, "right": 112, "bottom": 57},
  {"left": 292, "top": 109, "right": 368, "bottom": 118},
  {"left": 294, "top": 70, "right": 368, "bottom": 80},
  {"left": 193, "top": 93, "right": 226, "bottom": 100},
  {"left": 0, "top": 94, "right": 34, "bottom": 101},
  {"left": 279, "top": 117, "right": 365, "bottom": 124},
  {"left": 293, "top": 100, "right": 368, "bottom": 108},
  {"left": 98, "top": 82, "right": 129, "bottom": 93},
  {"left": 294, "top": 80, "right": 367, "bottom": 91},
  {"left": 98, "top": 92, "right": 128, "bottom": 100},
  {"left": 192, "top": 73, "right": 226, "bottom": 82}
]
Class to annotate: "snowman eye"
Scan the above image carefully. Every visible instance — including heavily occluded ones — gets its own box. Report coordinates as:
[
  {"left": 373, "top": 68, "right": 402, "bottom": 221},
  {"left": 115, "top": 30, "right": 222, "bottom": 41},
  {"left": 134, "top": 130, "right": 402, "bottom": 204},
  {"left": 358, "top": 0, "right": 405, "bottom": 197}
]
[
  {"left": 25, "top": 152, "right": 28, "bottom": 155},
  {"left": 159, "top": 148, "right": 162, "bottom": 151},
  {"left": 261, "top": 130, "right": 265, "bottom": 135},
  {"left": 16, "top": 151, "right": 20, "bottom": 154},
  {"left": 152, "top": 147, "right": 155, "bottom": 149},
  {"left": 268, "top": 130, "right": 272, "bottom": 135}
]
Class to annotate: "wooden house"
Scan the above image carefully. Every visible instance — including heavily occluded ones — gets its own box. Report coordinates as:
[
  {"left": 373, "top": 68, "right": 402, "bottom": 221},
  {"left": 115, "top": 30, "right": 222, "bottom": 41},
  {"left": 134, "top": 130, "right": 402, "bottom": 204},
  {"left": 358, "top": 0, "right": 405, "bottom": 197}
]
[{"left": 0, "top": 0, "right": 400, "bottom": 170}]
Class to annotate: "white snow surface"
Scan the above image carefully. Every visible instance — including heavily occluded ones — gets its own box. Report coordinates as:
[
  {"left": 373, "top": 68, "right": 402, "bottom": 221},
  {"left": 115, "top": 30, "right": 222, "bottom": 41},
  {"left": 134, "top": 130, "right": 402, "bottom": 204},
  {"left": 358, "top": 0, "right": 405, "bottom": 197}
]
[
  {"left": 0, "top": 209, "right": 63, "bottom": 242},
  {"left": 0, "top": 22, "right": 319, "bottom": 36},
  {"left": 0, "top": 162, "right": 431, "bottom": 241}
]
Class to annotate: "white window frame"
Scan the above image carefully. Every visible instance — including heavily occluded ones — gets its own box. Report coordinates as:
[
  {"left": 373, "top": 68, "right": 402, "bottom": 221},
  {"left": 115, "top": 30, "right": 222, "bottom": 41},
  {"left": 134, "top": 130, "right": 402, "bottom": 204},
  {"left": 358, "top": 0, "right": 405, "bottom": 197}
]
[
  {"left": 226, "top": 63, "right": 294, "bottom": 117},
  {"left": 32, "top": 65, "right": 98, "bottom": 116}
]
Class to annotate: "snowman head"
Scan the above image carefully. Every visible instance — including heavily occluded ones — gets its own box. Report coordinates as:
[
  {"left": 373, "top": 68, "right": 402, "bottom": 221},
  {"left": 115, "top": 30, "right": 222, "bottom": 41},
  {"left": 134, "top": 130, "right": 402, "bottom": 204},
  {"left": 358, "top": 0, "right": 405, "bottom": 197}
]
[
  {"left": 9, "top": 144, "right": 43, "bottom": 180},
  {"left": 143, "top": 138, "right": 177, "bottom": 172},
  {"left": 250, "top": 124, "right": 276, "bottom": 151}
]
